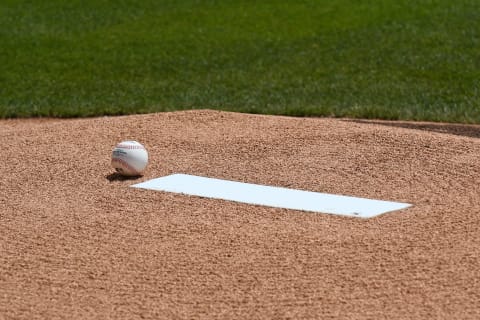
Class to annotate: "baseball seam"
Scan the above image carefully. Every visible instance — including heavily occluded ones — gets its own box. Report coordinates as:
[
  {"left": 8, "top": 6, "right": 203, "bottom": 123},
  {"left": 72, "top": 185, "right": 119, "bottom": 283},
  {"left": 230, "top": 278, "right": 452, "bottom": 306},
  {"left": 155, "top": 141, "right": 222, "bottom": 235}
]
[
  {"left": 111, "top": 157, "right": 141, "bottom": 175},
  {"left": 116, "top": 145, "right": 146, "bottom": 150}
]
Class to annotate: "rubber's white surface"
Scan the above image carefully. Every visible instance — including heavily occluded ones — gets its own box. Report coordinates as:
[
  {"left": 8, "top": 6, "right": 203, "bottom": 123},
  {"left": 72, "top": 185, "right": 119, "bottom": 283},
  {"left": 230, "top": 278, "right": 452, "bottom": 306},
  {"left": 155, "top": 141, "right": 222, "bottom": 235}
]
[{"left": 132, "top": 174, "right": 411, "bottom": 218}]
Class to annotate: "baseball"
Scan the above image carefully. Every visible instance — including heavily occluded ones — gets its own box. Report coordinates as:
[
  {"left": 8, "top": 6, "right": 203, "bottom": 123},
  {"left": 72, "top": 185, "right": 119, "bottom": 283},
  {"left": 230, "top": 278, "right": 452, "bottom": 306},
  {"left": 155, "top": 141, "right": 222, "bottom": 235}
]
[{"left": 111, "top": 140, "right": 149, "bottom": 176}]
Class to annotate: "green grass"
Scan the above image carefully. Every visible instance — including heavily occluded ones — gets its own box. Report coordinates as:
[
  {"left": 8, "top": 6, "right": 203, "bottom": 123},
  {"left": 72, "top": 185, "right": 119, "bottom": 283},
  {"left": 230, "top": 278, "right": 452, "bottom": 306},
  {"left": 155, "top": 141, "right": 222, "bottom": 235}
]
[{"left": 1, "top": 0, "right": 479, "bottom": 122}]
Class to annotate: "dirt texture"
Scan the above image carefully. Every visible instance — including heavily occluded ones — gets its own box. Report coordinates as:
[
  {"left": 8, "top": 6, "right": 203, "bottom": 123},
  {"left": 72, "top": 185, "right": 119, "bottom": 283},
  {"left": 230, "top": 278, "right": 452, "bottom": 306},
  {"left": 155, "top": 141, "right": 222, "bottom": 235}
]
[{"left": 1, "top": 110, "right": 479, "bottom": 319}]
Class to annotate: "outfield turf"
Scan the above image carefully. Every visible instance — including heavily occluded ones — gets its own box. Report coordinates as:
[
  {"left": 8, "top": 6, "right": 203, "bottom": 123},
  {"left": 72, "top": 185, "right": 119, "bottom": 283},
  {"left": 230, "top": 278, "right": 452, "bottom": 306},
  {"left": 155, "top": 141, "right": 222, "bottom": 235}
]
[{"left": 1, "top": 0, "right": 479, "bottom": 122}]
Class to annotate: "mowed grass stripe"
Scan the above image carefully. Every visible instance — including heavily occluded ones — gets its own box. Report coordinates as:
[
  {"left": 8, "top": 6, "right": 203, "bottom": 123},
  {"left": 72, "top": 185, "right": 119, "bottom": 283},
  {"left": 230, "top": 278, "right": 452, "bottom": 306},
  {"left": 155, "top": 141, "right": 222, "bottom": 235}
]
[{"left": 1, "top": 0, "right": 479, "bottom": 122}]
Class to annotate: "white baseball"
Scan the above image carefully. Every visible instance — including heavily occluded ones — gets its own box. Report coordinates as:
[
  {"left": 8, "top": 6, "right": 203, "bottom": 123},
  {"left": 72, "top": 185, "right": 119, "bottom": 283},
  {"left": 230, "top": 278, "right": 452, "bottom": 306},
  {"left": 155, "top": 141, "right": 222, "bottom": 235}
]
[{"left": 111, "top": 140, "right": 149, "bottom": 176}]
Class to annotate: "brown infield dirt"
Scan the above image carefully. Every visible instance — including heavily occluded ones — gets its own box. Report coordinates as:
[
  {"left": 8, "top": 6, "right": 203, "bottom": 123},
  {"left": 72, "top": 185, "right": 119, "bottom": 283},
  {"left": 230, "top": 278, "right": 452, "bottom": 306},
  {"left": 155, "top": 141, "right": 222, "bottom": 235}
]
[{"left": 1, "top": 110, "right": 479, "bottom": 319}]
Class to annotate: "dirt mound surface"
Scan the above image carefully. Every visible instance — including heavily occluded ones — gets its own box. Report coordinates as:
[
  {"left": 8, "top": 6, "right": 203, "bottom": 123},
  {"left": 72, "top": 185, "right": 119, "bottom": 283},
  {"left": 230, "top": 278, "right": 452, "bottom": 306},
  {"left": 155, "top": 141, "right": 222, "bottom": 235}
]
[{"left": 1, "top": 110, "right": 479, "bottom": 319}]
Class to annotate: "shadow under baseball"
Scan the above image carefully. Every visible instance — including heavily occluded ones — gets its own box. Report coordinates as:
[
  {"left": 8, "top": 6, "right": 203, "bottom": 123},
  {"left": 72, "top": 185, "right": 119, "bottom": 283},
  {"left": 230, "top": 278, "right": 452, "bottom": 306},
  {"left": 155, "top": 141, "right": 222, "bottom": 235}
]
[{"left": 105, "top": 172, "right": 143, "bottom": 182}]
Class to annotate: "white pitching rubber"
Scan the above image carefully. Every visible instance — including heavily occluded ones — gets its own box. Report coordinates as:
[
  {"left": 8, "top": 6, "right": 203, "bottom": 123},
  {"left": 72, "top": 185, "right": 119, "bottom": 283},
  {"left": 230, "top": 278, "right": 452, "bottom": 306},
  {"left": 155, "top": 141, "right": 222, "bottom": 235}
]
[{"left": 132, "top": 174, "right": 411, "bottom": 218}]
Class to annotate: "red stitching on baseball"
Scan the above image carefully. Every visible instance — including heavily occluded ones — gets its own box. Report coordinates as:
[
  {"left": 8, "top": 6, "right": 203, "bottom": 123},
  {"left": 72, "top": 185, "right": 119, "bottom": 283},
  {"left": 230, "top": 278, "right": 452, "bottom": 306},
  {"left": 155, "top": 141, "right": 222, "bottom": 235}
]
[
  {"left": 116, "top": 144, "right": 145, "bottom": 150},
  {"left": 111, "top": 157, "right": 140, "bottom": 175}
]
